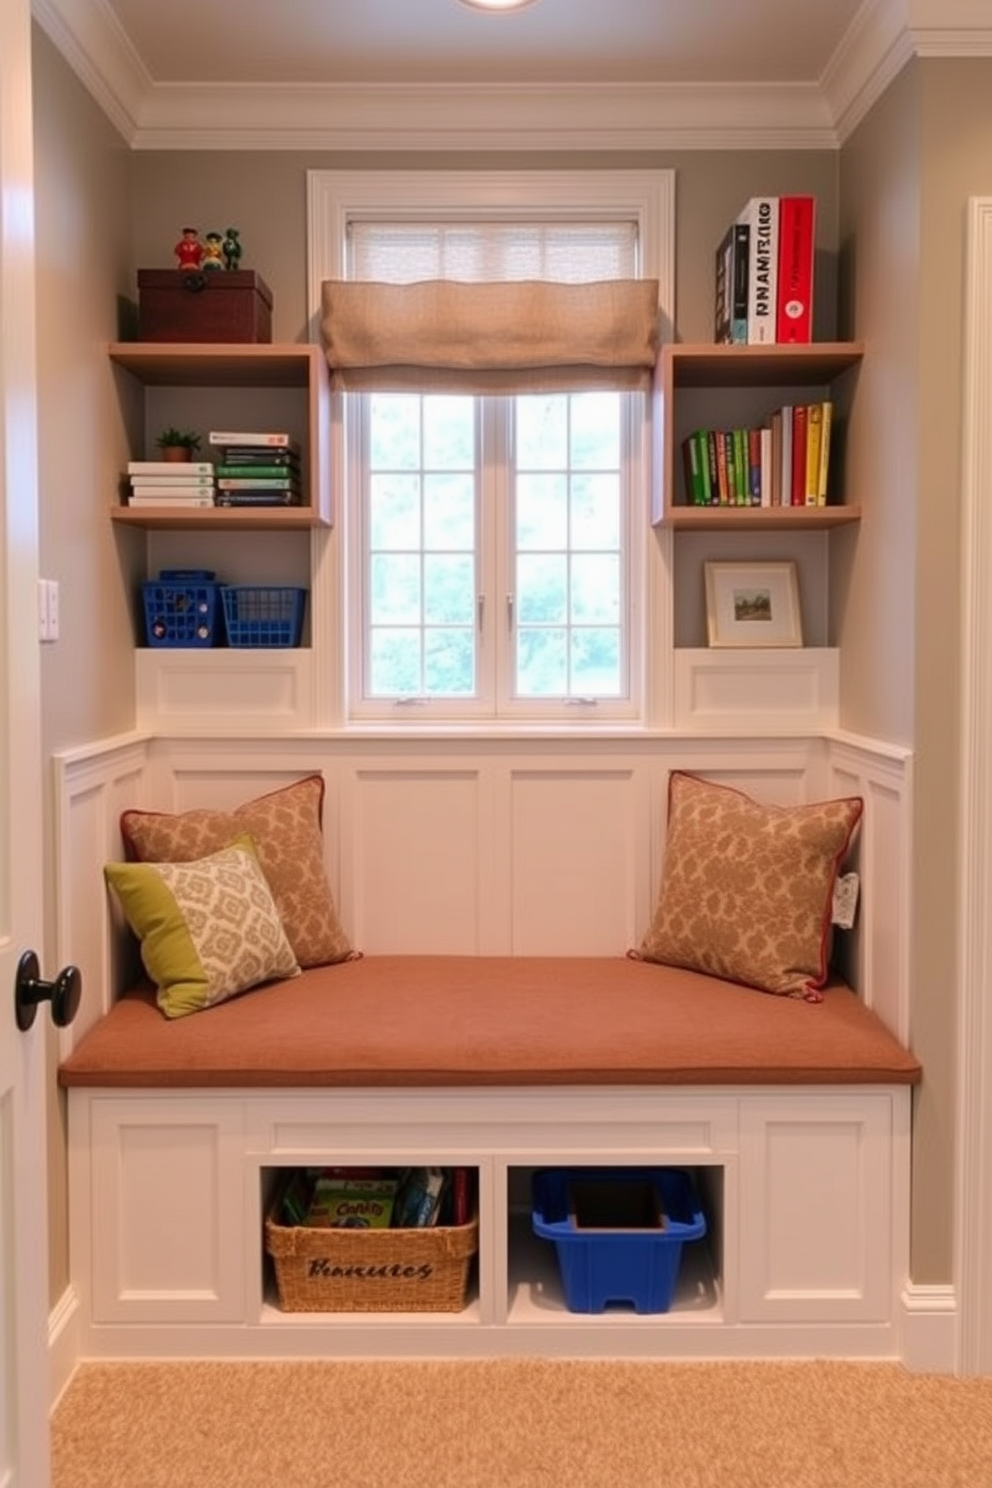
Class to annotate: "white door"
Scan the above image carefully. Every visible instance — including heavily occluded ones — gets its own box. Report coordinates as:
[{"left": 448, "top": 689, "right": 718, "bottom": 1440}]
[{"left": 1, "top": 0, "right": 54, "bottom": 1481}]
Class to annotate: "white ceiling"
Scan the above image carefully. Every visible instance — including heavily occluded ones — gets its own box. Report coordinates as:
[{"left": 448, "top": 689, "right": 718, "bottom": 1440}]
[
  {"left": 93, "top": 0, "right": 868, "bottom": 87},
  {"left": 31, "top": 0, "right": 992, "bottom": 150}
]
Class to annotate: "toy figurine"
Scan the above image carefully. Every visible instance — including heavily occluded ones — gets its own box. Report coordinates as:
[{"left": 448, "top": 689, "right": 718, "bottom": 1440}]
[
  {"left": 222, "top": 227, "right": 242, "bottom": 272},
  {"left": 202, "top": 231, "right": 224, "bottom": 270},
  {"left": 174, "top": 227, "right": 203, "bottom": 272}
]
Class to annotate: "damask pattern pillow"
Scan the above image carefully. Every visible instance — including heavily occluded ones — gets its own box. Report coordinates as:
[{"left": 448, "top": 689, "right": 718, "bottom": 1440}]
[
  {"left": 120, "top": 774, "right": 353, "bottom": 968},
  {"left": 104, "top": 836, "right": 300, "bottom": 1019},
  {"left": 637, "top": 770, "right": 863, "bottom": 1001}
]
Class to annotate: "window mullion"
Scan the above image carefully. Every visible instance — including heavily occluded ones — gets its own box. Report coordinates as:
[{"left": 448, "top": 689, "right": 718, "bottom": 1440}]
[
  {"left": 478, "top": 397, "right": 504, "bottom": 716},
  {"left": 486, "top": 398, "right": 515, "bottom": 718}
]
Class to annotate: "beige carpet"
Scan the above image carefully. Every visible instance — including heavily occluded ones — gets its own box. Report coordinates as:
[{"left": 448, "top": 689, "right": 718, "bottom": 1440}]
[{"left": 52, "top": 1358, "right": 992, "bottom": 1488}]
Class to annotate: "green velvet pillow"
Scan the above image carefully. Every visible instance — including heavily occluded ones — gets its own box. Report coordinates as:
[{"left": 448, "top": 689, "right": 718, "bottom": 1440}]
[{"left": 104, "top": 835, "right": 299, "bottom": 1019}]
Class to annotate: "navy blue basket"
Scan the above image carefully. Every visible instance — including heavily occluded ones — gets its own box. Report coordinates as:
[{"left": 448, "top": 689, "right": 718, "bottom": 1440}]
[
  {"left": 142, "top": 570, "right": 220, "bottom": 648},
  {"left": 220, "top": 585, "right": 307, "bottom": 648}
]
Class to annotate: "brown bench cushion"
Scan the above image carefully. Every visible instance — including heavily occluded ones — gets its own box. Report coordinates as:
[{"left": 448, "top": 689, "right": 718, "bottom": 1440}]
[{"left": 58, "top": 956, "right": 921, "bottom": 1090}]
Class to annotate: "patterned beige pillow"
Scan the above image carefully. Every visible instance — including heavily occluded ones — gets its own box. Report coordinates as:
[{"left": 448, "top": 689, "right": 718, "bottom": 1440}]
[
  {"left": 105, "top": 836, "right": 300, "bottom": 1019},
  {"left": 637, "top": 771, "right": 863, "bottom": 1000},
  {"left": 121, "top": 774, "right": 353, "bottom": 968}
]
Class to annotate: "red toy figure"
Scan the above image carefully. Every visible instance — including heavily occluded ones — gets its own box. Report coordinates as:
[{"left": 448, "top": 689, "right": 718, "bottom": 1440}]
[{"left": 174, "top": 227, "right": 203, "bottom": 272}]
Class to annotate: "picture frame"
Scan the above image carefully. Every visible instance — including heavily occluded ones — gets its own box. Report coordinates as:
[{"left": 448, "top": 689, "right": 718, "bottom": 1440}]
[{"left": 704, "top": 561, "right": 803, "bottom": 648}]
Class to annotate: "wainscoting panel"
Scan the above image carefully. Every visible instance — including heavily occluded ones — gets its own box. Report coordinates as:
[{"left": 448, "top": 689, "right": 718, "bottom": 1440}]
[
  {"left": 136, "top": 649, "right": 316, "bottom": 731},
  {"left": 738, "top": 1093, "right": 893, "bottom": 1324},
  {"left": 825, "top": 738, "right": 912, "bottom": 1038},
  {"left": 673, "top": 648, "right": 840, "bottom": 732},
  {"left": 54, "top": 736, "right": 150, "bottom": 1042},
  {"left": 347, "top": 764, "right": 489, "bottom": 953},
  {"left": 87, "top": 1096, "right": 245, "bottom": 1326},
  {"left": 507, "top": 764, "right": 647, "bottom": 954}
]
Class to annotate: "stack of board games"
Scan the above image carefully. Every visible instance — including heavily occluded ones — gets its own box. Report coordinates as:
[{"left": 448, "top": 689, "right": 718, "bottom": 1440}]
[{"left": 208, "top": 429, "right": 301, "bottom": 507}]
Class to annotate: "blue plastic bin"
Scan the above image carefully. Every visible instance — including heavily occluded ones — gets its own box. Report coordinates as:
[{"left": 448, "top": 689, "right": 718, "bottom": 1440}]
[
  {"left": 221, "top": 585, "right": 307, "bottom": 648},
  {"left": 142, "top": 569, "right": 220, "bottom": 648},
  {"left": 532, "top": 1167, "right": 706, "bottom": 1314}
]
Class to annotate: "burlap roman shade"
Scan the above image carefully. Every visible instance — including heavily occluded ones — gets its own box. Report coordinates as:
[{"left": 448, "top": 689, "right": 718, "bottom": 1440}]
[{"left": 319, "top": 278, "right": 660, "bottom": 394}]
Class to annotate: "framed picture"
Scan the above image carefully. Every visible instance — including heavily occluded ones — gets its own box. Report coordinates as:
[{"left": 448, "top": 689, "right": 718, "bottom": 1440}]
[{"left": 704, "top": 561, "right": 803, "bottom": 648}]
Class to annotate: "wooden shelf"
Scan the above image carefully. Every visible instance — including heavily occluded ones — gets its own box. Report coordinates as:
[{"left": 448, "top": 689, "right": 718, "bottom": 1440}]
[
  {"left": 110, "top": 505, "right": 324, "bottom": 532},
  {"left": 652, "top": 340, "right": 865, "bottom": 528},
  {"left": 663, "top": 340, "right": 864, "bottom": 389},
  {"left": 665, "top": 503, "right": 861, "bottom": 531},
  {"left": 108, "top": 342, "right": 320, "bottom": 387}
]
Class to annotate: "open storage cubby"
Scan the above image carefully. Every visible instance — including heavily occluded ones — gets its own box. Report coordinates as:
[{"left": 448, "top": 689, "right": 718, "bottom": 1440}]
[
  {"left": 506, "top": 1164, "right": 724, "bottom": 1325},
  {"left": 652, "top": 341, "right": 864, "bottom": 529},
  {"left": 108, "top": 343, "right": 332, "bottom": 531},
  {"left": 258, "top": 1164, "right": 482, "bottom": 1322}
]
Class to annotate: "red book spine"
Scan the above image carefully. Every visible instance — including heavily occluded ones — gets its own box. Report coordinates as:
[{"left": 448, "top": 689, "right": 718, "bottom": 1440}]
[
  {"left": 776, "top": 195, "right": 815, "bottom": 344},
  {"left": 714, "top": 430, "right": 730, "bottom": 505},
  {"left": 791, "top": 404, "right": 808, "bottom": 506}
]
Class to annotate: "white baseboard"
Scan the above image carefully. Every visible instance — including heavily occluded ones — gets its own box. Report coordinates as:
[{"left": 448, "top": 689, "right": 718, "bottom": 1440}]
[
  {"left": 49, "top": 1285, "right": 81, "bottom": 1409},
  {"left": 900, "top": 1283, "right": 957, "bottom": 1373}
]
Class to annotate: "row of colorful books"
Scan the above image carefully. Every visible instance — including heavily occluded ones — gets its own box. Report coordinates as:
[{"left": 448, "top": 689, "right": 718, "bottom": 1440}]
[
  {"left": 125, "top": 429, "right": 301, "bottom": 508},
  {"left": 681, "top": 400, "right": 833, "bottom": 508},
  {"left": 715, "top": 195, "right": 816, "bottom": 346}
]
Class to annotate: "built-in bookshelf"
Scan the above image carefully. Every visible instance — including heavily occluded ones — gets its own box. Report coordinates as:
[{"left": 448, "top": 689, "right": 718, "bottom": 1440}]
[
  {"left": 108, "top": 343, "right": 332, "bottom": 530},
  {"left": 652, "top": 342, "right": 864, "bottom": 529}
]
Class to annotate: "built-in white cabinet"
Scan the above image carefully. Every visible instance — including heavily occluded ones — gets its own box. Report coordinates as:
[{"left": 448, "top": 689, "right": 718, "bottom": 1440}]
[{"left": 67, "top": 1083, "right": 910, "bottom": 1360}]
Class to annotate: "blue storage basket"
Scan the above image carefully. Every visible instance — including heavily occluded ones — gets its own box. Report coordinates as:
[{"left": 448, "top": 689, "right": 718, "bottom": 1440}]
[
  {"left": 532, "top": 1167, "right": 706, "bottom": 1314},
  {"left": 142, "top": 569, "right": 220, "bottom": 648},
  {"left": 221, "top": 585, "right": 307, "bottom": 648}
]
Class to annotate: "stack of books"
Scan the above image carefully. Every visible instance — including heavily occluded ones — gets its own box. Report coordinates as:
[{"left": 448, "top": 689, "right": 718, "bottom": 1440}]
[
  {"left": 127, "top": 460, "right": 216, "bottom": 508},
  {"left": 208, "top": 430, "right": 302, "bottom": 507},
  {"left": 714, "top": 195, "right": 816, "bottom": 346},
  {"left": 682, "top": 399, "right": 833, "bottom": 508}
]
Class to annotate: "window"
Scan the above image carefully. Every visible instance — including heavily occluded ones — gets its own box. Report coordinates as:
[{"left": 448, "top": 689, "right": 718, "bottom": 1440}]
[{"left": 307, "top": 170, "right": 674, "bottom": 724}]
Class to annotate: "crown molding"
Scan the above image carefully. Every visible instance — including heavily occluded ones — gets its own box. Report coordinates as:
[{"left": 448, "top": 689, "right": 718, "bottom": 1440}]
[
  {"left": 128, "top": 81, "right": 837, "bottom": 153},
  {"left": 31, "top": 0, "right": 149, "bottom": 144},
  {"left": 823, "top": 0, "right": 992, "bottom": 142},
  {"left": 31, "top": 0, "right": 992, "bottom": 153}
]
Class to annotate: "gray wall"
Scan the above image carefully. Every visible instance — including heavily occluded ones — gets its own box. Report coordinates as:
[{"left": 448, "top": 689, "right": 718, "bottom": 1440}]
[
  {"left": 126, "top": 150, "right": 840, "bottom": 346},
  {"left": 913, "top": 61, "right": 992, "bottom": 1284},
  {"left": 838, "top": 60, "right": 992, "bottom": 1285},
  {"left": 32, "top": 25, "right": 136, "bottom": 1303}
]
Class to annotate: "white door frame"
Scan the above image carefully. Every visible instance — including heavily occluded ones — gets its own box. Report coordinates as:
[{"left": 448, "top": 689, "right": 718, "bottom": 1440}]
[
  {"left": 1, "top": 0, "right": 53, "bottom": 1476},
  {"left": 955, "top": 195, "right": 992, "bottom": 1376}
]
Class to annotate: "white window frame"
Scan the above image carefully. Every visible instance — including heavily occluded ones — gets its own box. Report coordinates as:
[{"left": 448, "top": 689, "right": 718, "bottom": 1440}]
[{"left": 306, "top": 168, "right": 675, "bottom": 729}]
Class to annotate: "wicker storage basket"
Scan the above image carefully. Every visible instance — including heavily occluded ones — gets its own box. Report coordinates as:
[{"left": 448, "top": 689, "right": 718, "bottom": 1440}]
[{"left": 265, "top": 1196, "right": 478, "bottom": 1313}]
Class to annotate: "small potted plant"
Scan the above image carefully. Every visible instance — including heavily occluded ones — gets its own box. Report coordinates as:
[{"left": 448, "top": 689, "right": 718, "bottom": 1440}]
[{"left": 156, "top": 427, "right": 202, "bottom": 463}]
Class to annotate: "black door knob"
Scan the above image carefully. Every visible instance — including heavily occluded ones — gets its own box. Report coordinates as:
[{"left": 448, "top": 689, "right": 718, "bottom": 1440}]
[{"left": 14, "top": 950, "right": 82, "bottom": 1031}]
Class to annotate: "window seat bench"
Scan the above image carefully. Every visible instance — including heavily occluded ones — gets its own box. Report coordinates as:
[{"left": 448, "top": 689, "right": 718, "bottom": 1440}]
[
  {"left": 59, "top": 954, "right": 920, "bottom": 1089},
  {"left": 58, "top": 955, "right": 921, "bottom": 1363}
]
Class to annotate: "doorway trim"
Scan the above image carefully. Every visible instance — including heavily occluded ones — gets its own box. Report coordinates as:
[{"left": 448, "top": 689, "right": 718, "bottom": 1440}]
[{"left": 955, "top": 195, "right": 992, "bottom": 1375}]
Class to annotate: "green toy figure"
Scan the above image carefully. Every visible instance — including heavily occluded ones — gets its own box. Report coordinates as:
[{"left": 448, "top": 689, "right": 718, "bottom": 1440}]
[
  {"left": 202, "top": 231, "right": 224, "bottom": 270},
  {"left": 222, "top": 228, "right": 242, "bottom": 272},
  {"left": 174, "top": 227, "right": 203, "bottom": 272}
]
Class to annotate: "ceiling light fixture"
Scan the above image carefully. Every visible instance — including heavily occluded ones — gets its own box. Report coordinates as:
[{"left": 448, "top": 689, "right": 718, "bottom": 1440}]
[{"left": 456, "top": 0, "right": 541, "bottom": 12}]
